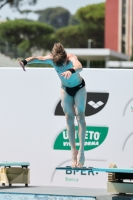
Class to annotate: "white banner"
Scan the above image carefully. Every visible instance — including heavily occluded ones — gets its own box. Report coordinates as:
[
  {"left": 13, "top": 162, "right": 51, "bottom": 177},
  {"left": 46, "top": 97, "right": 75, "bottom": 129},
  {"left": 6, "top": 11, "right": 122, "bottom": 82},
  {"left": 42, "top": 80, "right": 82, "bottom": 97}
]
[{"left": 0, "top": 68, "right": 133, "bottom": 188}]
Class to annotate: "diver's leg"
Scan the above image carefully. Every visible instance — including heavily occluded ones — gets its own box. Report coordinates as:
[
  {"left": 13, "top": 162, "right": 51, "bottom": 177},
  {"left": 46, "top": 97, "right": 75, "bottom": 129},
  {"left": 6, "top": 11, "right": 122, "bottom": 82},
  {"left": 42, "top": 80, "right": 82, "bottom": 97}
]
[
  {"left": 61, "top": 88, "right": 78, "bottom": 167},
  {"left": 74, "top": 87, "right": 87, "bottom": 167}
]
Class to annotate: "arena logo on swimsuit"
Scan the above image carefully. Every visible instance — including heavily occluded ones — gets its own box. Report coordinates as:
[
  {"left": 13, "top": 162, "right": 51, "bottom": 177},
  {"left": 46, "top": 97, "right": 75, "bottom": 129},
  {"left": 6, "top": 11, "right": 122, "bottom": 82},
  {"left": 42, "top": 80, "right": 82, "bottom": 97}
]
[
  {"left": 54, "top": 92, "right": 109, "bottom": 116},
  {"left": 53, "top": 126, "right": 109, "bottom": 151}
]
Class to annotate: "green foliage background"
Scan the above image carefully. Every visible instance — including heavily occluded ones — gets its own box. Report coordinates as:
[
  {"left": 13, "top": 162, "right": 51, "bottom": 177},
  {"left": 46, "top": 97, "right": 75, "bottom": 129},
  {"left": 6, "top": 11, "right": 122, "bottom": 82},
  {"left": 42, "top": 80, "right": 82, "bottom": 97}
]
[{"left": 0, "top": 2, "right": 105, "bottom": 67}]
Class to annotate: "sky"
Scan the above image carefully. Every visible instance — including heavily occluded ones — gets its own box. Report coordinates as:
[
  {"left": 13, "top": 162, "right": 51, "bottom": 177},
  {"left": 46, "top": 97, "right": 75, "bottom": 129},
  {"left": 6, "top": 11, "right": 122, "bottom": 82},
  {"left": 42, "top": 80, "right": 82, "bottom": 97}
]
[{"left": 0, "top": 0, "right": 105, "bottom": 21}]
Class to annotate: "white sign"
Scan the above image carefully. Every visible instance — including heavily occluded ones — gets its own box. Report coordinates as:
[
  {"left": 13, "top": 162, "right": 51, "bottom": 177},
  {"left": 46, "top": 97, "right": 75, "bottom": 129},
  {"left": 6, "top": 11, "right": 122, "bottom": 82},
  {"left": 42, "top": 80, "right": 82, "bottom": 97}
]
[{"left": 0, "top": 68, "right": 133, "bottom": 188}]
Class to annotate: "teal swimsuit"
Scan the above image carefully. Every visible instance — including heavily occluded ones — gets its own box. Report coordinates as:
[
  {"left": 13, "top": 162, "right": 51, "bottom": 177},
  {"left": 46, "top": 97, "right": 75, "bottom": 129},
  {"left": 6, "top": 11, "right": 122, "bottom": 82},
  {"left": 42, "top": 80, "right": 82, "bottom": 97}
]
[{"left": 28, "top": 59, "right": 85, "bottom": 96}]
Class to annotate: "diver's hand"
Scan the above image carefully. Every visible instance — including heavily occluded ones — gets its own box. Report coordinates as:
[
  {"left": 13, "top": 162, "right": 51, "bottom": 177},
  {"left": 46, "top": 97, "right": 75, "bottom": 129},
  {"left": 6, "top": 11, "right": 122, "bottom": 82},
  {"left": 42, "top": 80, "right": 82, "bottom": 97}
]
[
  {"left": 60, "top": 71, "right": 72, "bottom": 79},
  {"left": 18, "top": 58, "right": 26, "bottom": 71}
]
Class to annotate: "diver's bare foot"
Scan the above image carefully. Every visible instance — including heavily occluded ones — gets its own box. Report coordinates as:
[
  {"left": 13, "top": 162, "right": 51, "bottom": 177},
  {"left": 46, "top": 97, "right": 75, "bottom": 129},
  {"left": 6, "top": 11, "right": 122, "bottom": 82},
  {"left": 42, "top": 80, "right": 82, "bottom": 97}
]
[
  {"left": 77, "top": 151, "right": 85, "bottom": 168},
  {"left": 71, "top": 149, "right": 78, "bottom": 168}
]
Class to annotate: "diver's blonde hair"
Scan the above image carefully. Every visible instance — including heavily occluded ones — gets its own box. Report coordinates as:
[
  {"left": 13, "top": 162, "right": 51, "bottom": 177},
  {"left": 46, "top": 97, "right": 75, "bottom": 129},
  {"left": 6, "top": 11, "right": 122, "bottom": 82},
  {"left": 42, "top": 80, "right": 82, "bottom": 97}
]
[{"left": 51, "top": 43, "right": 67, "bottom": 66}]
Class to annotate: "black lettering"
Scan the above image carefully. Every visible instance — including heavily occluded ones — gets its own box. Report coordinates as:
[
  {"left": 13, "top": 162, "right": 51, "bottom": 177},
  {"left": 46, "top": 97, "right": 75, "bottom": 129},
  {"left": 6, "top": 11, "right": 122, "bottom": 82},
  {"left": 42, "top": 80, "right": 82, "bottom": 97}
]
[
  {"left": 66, "top": 166, "right": 72, "bottom": 174},
  {"left": 66, "top": 170, "right": 72, "bottom": 174},
  {"left": 81, "top": 171, "right": 86, "bottom": 175},
  {"left": 81, "top": 167, "right": 87, "bottom": 175},
  {"left": 87, "top": 171, "right": 95, "bottom": 175}
]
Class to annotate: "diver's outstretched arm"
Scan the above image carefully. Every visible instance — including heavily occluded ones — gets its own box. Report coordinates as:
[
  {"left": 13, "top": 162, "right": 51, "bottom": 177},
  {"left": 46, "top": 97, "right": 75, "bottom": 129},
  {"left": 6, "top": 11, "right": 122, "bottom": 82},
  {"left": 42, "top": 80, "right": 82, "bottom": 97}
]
[{"left": 18, "top": 54, "right": 53, "bottom": 71}]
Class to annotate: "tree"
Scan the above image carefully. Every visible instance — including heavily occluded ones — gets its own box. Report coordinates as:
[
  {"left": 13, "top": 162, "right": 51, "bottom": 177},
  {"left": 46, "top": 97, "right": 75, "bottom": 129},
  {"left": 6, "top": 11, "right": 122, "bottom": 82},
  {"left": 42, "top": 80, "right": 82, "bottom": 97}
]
[
  {"left": 55, "top": 3, "right": 105, "bottom": 49},
  {"left": 68, "top": 14, "right": 80, "bottom": 26},
  {"left": 0, "top": 19, "right": 55, "bottom": 55},
  {"left": 0, "top": 0, "right": 37, "bottom": 10},
  {"left": 76, "top": 3, "right": 105, "bottom": 24},
  {"left": 55, "top": 25, "right": 89, "bottom": 48},
  {"left": 35, "top": 7, "right": 71, "bottom": 29},
  {"left": 76, "top": 3, "right": 105, "bottom": 48}
]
